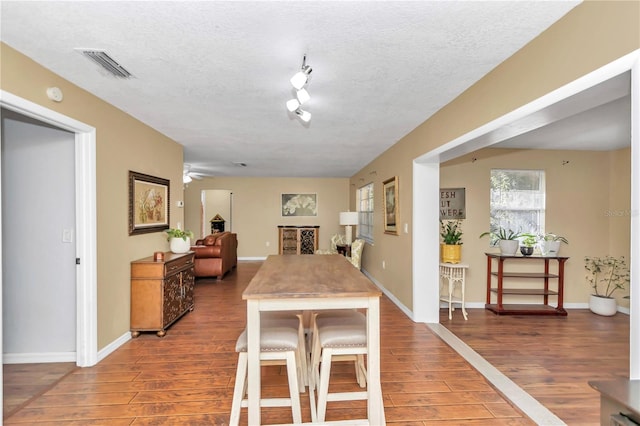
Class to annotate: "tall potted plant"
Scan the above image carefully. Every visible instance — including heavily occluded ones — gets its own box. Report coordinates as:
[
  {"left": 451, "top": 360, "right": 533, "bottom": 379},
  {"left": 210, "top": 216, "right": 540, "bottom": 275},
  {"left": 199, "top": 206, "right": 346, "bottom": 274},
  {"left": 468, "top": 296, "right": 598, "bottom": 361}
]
[
  {"left": 584, "top": 255, "right": 630, "bottom": 316},
  {"left": 440, "top": 220, "right": 463, "bottom": 264}
]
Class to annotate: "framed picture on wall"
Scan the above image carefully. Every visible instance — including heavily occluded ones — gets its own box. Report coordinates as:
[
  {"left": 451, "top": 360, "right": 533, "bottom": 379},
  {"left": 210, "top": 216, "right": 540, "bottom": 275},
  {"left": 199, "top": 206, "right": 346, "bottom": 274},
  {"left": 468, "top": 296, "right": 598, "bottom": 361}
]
[
  {"left": 129, "top": 171, "right": 170, "bottom": 235},
  {"left": 281, "top": 193, "right": 318, "bottom": 217},
  {"left": 383, "top": 176, "right": 399, "bottom": 235}
]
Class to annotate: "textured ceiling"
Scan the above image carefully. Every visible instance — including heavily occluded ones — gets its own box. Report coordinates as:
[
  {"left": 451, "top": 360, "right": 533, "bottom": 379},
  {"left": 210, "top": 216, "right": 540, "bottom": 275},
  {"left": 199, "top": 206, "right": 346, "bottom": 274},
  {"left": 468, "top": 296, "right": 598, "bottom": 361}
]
[{"left": 1, "top": 1, "right": 584, "bottom": 177}]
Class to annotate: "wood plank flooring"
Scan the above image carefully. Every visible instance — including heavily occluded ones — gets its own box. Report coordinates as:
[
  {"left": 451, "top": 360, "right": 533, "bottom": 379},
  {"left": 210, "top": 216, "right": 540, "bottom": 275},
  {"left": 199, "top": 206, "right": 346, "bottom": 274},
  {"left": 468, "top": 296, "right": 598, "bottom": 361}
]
[
  {"left": 440, "top": 307, "right": 630, "bottom": 426},
  {"left": 3, "top": 260, "right": 628, "bottom": 424}
]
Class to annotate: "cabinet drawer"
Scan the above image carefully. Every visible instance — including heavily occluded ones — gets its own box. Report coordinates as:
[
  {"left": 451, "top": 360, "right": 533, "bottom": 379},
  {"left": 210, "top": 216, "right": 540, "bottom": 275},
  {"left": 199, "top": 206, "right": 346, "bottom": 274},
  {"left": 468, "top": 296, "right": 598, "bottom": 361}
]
[{"left": 164, "top": 254, "right": 193, "bottom": 276}]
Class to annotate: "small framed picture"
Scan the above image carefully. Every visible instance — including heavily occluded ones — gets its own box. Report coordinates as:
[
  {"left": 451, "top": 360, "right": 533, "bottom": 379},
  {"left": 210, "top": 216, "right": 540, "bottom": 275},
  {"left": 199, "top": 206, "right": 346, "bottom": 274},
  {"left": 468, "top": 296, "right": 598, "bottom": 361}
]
[
  {"left": 129, "top": 171, "right": 170, "bottom": 235},
  {"left": 383, "top": 176, "right": 399, "bottom": 235}
]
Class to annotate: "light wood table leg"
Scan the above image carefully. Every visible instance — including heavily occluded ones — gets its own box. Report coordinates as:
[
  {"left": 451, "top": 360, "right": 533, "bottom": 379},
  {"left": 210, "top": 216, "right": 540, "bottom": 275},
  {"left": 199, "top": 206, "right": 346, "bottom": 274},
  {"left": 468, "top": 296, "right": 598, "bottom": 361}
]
[{"left": 247, "top": 300, "right": 261, "bottom": 425}]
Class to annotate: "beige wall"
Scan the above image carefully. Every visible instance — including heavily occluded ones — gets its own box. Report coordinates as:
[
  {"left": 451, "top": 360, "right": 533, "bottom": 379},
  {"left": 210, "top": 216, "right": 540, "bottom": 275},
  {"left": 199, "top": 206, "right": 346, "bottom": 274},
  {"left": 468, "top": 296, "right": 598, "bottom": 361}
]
[
  {"left": 350, "top": 1, "right": 639, "bottom": 311},
  {"left": 440, "top": 148, "right": 631, "bottom": 308},
  {"left": 1, "top": 43, "right": 186, "bottom": 349},
  {"left": 183, "top": 177, "right": 350, "bottom": 257}
]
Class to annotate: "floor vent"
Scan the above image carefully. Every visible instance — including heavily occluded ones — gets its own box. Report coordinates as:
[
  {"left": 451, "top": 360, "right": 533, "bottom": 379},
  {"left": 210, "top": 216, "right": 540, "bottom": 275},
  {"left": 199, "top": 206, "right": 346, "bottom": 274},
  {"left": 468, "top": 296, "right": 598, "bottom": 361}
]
[{"left": 76, "top": 49, "right": 132, "bottom": 78}]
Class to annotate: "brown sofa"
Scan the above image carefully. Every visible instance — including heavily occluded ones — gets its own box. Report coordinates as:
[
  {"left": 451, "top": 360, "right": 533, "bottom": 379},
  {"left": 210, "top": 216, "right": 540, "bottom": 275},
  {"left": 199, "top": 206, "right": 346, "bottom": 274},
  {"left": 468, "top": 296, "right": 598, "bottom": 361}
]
[{"left": 190, "top": 232, "right": 238, "bottom": 280}]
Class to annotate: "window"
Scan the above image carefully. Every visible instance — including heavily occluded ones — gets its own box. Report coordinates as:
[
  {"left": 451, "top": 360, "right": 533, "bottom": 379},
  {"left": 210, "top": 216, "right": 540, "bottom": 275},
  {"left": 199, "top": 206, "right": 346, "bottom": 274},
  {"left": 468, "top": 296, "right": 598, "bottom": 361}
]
[
  {"left": 489, "top": 169, "right": 545, "bottom": 240},
  {"left": 357, "top": 182, "right": 374, "bottom": 244}
]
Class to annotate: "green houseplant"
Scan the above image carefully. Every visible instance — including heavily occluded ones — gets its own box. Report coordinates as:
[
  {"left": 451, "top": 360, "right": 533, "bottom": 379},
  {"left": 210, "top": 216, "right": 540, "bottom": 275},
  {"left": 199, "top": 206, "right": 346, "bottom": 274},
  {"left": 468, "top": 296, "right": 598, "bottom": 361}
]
[
  {"left": 584, "top": 255, "right": 630, "bottom": 316},
  {"left": 519, "top": 234, "right": 538, "bottom": 256},
  {"left": 440, "top": 220, "right": 463, "bottom": 263},
  {"left": 538, "top": 232, "right": 569, "bottom": 256},
  {"left": 165, "top": 228, "right": 194, "bottom": 254},
  {"left": 479, "top": 227, "right": 526, "bottom": 256}
]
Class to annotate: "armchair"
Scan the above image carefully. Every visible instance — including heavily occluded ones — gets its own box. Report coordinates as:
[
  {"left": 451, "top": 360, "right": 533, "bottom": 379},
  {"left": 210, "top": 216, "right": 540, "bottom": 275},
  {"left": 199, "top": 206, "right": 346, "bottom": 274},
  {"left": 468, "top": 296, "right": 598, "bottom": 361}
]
[
  {"left": 346, "top": 239, "right": 365, "bottom": 270},
  {"left": 315, "top": 234, "right": 346, "bottom": 255}
]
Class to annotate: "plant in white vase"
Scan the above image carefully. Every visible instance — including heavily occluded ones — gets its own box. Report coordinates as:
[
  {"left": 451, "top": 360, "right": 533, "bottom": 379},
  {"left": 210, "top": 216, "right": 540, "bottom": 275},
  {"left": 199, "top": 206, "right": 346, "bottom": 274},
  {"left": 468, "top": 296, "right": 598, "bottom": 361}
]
[
  {"left": 165, "top": 228, "right": 194, "bottom": 254},
  {"left": 538, "top": 233, "right": 568, "bottom": 256},
  {"left": 479, "top": 227, "right": 526, "bottom": 256},
  {"left": 584, "top": 255, "right": 630, "bottom": 316}
]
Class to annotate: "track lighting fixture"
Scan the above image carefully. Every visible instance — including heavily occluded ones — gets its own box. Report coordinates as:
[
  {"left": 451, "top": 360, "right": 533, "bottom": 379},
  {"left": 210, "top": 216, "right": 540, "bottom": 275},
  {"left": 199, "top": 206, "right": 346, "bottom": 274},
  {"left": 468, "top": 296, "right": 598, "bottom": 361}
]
[{"left": 287, "top": 54, "right": 313, "bottom": 123}]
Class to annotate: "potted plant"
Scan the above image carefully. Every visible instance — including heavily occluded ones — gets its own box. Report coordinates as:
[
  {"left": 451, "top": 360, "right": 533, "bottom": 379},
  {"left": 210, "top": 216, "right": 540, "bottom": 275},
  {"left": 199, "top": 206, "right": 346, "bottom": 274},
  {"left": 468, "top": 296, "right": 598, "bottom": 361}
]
[
  {"left": 584, "top": 255, "right": 630, "bottom": 316},
  {"left": 519, "top": 234, "right": 537, "bottom": 256},
  {"left": 538, "top": 233, "right": 569, "bottom": 256},
  {"left": 165, "top": 228, "right": 195, "bottom": 254},
  {"left": 479, "top": 227, "right": 526, "bottom": 256},
  {"left": 440, "top": 220, "right": 463, "bottom": 263}
]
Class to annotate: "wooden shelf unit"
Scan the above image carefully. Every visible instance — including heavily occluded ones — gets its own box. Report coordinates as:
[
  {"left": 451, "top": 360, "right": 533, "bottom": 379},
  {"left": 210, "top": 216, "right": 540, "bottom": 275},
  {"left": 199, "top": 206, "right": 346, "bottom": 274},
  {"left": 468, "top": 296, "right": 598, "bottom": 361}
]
[
  {"left": 485, "top": 252, "right": 568, "bottom": 316},
  {"left": 278, "top": 225, "right": 319, "bottom": 255}
]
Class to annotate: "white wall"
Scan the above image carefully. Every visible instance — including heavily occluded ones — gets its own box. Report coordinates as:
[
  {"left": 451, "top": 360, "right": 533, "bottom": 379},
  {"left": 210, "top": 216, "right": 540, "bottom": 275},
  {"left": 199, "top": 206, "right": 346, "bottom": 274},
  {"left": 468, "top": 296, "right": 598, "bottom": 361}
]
[{"left": 1, "top": 108, "right": 76, "bottom": 358}]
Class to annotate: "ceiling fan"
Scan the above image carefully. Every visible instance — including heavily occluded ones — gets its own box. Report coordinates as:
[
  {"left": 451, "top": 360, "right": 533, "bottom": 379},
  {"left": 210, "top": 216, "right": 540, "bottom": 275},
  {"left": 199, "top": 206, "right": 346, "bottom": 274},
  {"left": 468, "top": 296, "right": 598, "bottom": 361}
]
[{"left": 183, "top": 164, "right": 207, "bottom": 183}]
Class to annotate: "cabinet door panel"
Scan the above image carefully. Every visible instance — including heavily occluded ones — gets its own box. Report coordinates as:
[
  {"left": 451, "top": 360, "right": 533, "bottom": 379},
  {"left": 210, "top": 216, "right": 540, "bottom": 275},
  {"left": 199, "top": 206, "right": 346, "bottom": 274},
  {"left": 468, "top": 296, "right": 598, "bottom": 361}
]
[{"left": 163, "top": 274, "right": 182, "bottom": 327}]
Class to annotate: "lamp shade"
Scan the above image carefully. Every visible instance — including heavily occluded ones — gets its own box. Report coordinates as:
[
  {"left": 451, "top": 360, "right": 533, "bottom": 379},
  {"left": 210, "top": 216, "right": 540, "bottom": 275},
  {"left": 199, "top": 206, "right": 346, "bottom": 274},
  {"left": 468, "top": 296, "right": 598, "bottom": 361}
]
[{"left": 339, "top": 211, "right": 359, "bottom": 226}]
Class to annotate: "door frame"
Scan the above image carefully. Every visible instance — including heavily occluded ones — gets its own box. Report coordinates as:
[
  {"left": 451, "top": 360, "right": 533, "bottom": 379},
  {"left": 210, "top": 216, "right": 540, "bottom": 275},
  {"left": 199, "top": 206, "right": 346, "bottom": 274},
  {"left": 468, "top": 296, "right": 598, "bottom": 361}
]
[
  {"left": 0, "top": 90, "right": 98, "bottom": 367},
  {"left": 412, "top": 49, "right": 640, "bottom": 378}
]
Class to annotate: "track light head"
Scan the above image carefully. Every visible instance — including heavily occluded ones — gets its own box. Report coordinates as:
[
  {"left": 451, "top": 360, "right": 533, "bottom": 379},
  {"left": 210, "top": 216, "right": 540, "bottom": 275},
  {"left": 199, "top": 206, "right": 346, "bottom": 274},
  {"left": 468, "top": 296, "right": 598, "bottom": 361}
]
[
  {"left": 286, "top": 98, "right": 300, "bottom": 112},
  {"left": 295, "top": 108, "right": 311, "bottom": 123}
]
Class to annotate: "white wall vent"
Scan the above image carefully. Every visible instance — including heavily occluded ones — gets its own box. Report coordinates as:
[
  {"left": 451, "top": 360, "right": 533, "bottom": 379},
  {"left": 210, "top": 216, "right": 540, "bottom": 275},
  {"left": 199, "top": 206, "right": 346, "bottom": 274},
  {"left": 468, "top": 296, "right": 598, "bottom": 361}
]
[{"left": 76, "top": 49, "right": 132, "bottom": 78}]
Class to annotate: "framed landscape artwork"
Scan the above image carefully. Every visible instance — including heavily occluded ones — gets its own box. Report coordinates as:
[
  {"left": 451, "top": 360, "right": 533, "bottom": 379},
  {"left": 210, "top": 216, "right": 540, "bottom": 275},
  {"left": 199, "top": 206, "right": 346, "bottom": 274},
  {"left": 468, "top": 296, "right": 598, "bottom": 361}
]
[
  {"left": 383, "top": 176, "right": 399, "bottom": 235},
  {"left": 129, "top": 171, "right": 170, "bottom": 235},
  {"left": 281, "top": 193, "right": 318, "bottom": 217}
]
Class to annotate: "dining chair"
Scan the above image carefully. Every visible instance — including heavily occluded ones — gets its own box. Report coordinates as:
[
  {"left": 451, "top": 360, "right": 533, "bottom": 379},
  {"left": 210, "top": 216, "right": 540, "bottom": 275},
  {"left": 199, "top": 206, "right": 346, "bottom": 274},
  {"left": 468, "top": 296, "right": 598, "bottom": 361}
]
[
  {"left": 346, "top": 238, "right": 365, "bottom": 270},
  {"left": 229, "top": 314, "right": 303, "bottom": 425},
  {"left": 308, "top": 309, "right": 368, "bottom": 422}
]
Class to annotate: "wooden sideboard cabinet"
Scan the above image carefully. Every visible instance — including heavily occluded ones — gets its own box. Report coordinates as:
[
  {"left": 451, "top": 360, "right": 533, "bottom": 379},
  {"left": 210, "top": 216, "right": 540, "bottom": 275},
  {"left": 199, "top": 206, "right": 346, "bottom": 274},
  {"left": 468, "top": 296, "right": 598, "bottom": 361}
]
[
  {"left": 485, "top": 253, "right": 568, "bottom": 316},
  {"left": 130, "top": 251, "right": 195, "bottom": 337},
  {"left": 278, "top": 225, "right": 319, "bottom": 255}
]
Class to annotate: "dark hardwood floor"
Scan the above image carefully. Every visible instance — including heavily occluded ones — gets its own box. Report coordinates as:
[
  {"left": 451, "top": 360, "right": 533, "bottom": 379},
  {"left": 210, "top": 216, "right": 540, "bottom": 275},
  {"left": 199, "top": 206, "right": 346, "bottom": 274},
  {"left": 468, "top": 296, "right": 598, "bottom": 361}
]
[{"left": 3, "top": 260, "right": 629, "bottom": 424}]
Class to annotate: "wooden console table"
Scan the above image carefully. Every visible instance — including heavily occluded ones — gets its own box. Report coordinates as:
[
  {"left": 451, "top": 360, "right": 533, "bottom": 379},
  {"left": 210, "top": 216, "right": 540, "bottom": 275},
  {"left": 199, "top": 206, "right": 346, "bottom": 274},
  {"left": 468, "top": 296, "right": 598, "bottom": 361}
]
[{"left": 485, "top": 253, "right": 568, "bottom": 316}]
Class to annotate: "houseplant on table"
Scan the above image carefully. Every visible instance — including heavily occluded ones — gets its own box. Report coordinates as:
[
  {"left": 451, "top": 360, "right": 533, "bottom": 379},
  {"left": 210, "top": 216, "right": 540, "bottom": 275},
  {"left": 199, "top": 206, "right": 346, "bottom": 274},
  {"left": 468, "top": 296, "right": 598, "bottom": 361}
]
[
  {"left": 479, "top": 227, "right": 526, "bottom": 256},
  {"left": 519, "top": 234, "right": 538, "bottom": 256},
  {"left": 538, "top": 233, "right": 569, "bottom": 256},
  {"left": 584, "top": 255, "right": 630, "bottom": 316},
  {"left": 165, "top": 228, "right": 195, "bottom": 254},
  {"left": 440, "top": 220, "right": 463, "bottom": 263}
]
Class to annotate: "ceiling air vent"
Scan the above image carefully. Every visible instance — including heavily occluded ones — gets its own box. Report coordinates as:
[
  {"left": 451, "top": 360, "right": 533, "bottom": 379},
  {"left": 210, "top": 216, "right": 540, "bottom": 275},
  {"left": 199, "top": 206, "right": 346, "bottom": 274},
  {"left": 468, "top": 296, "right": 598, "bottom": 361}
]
[{"left": 77, "top": 49, "right": 132, "bottom": 78}]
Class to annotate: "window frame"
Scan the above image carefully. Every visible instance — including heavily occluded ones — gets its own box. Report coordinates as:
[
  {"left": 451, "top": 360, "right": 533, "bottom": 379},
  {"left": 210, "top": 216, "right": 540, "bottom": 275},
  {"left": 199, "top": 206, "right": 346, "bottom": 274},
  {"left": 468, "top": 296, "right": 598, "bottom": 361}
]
[{"left": 357, "top": 182, "right": 374, "bottom": 244}]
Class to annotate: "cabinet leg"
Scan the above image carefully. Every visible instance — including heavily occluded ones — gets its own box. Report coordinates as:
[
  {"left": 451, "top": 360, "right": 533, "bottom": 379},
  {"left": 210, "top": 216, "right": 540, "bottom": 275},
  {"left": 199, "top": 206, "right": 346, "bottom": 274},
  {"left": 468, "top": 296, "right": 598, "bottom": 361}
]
[
  {"left": 157, "top": 330, "right": 166, "bottom": 337},
  {"left": 131, "top": 331, "right": 140, "bottom": 338}
]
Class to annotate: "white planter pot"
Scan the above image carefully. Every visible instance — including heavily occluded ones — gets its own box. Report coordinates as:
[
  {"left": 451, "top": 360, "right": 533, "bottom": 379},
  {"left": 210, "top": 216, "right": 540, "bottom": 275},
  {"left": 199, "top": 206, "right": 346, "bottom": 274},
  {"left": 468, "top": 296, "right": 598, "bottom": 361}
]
[
  {"left": 539, "top": 240, "right": 561, "bottom": 256},
  {"left": 498, "top": 240, "right": 519, "bottom": 256},
  {"left": 589, "top": 294, "right": 618, "bottom": 316},
  {"left": 170, "top": 237, "right": 191, "bottom": 254}
]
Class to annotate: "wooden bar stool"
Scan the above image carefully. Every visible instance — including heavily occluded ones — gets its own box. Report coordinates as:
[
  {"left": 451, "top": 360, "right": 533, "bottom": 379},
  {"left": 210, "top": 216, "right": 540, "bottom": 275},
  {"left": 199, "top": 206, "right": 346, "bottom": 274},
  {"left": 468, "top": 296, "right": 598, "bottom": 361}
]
[
  {"left": 309, "top": 310, "right": 368, "bottom": 422},
  {"left": 229, "top": 317, "right": 303, "bottom": 425}
]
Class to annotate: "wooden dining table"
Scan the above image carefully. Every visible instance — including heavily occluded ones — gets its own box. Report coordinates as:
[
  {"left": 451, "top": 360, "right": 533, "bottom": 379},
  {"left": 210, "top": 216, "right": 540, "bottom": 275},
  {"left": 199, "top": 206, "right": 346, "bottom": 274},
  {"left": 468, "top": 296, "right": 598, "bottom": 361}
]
[{"left": 242, "top": 254, "right": 385, "bottom": 425}]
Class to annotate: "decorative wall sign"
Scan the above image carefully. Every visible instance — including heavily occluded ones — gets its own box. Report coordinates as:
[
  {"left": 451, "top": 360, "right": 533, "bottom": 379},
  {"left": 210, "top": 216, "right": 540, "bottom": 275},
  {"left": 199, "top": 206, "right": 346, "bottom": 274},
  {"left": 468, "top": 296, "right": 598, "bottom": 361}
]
[
  {"left": 281, "top": 193, "right": 318, "bottom": 217},
  {"left": 383, "top": 176, "right": 399, "bottom": 235},
  {"left": 440, "top": 188, "right": 466, "bottom": 220},
  {"left": 129, "top": 171, "right": 170, "bottom": 235}
]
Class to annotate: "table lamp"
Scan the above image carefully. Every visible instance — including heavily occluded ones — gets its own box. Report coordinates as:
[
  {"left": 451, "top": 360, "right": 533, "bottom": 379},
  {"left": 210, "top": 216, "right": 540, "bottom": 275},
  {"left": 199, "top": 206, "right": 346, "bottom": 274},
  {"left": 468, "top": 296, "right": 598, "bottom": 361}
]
[{"left": 339, "top": 211, "right": 359, "bottom": 245}]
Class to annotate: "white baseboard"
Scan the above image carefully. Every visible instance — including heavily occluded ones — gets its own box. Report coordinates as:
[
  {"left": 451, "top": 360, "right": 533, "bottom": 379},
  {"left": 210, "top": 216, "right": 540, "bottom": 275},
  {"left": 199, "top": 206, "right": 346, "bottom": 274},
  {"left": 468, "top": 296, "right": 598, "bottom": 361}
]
[
  {"left": 361, "top": 268, "right": 415, "bottom": 320},
  {"left": 97, "top": 331, "right": 131, "bottom": 363},
  {"left": 3, "top": 351, "right": 76, "bottom": 364},
  {"left": 239, "top": 256, "right": 267, "bottom": 261}
]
